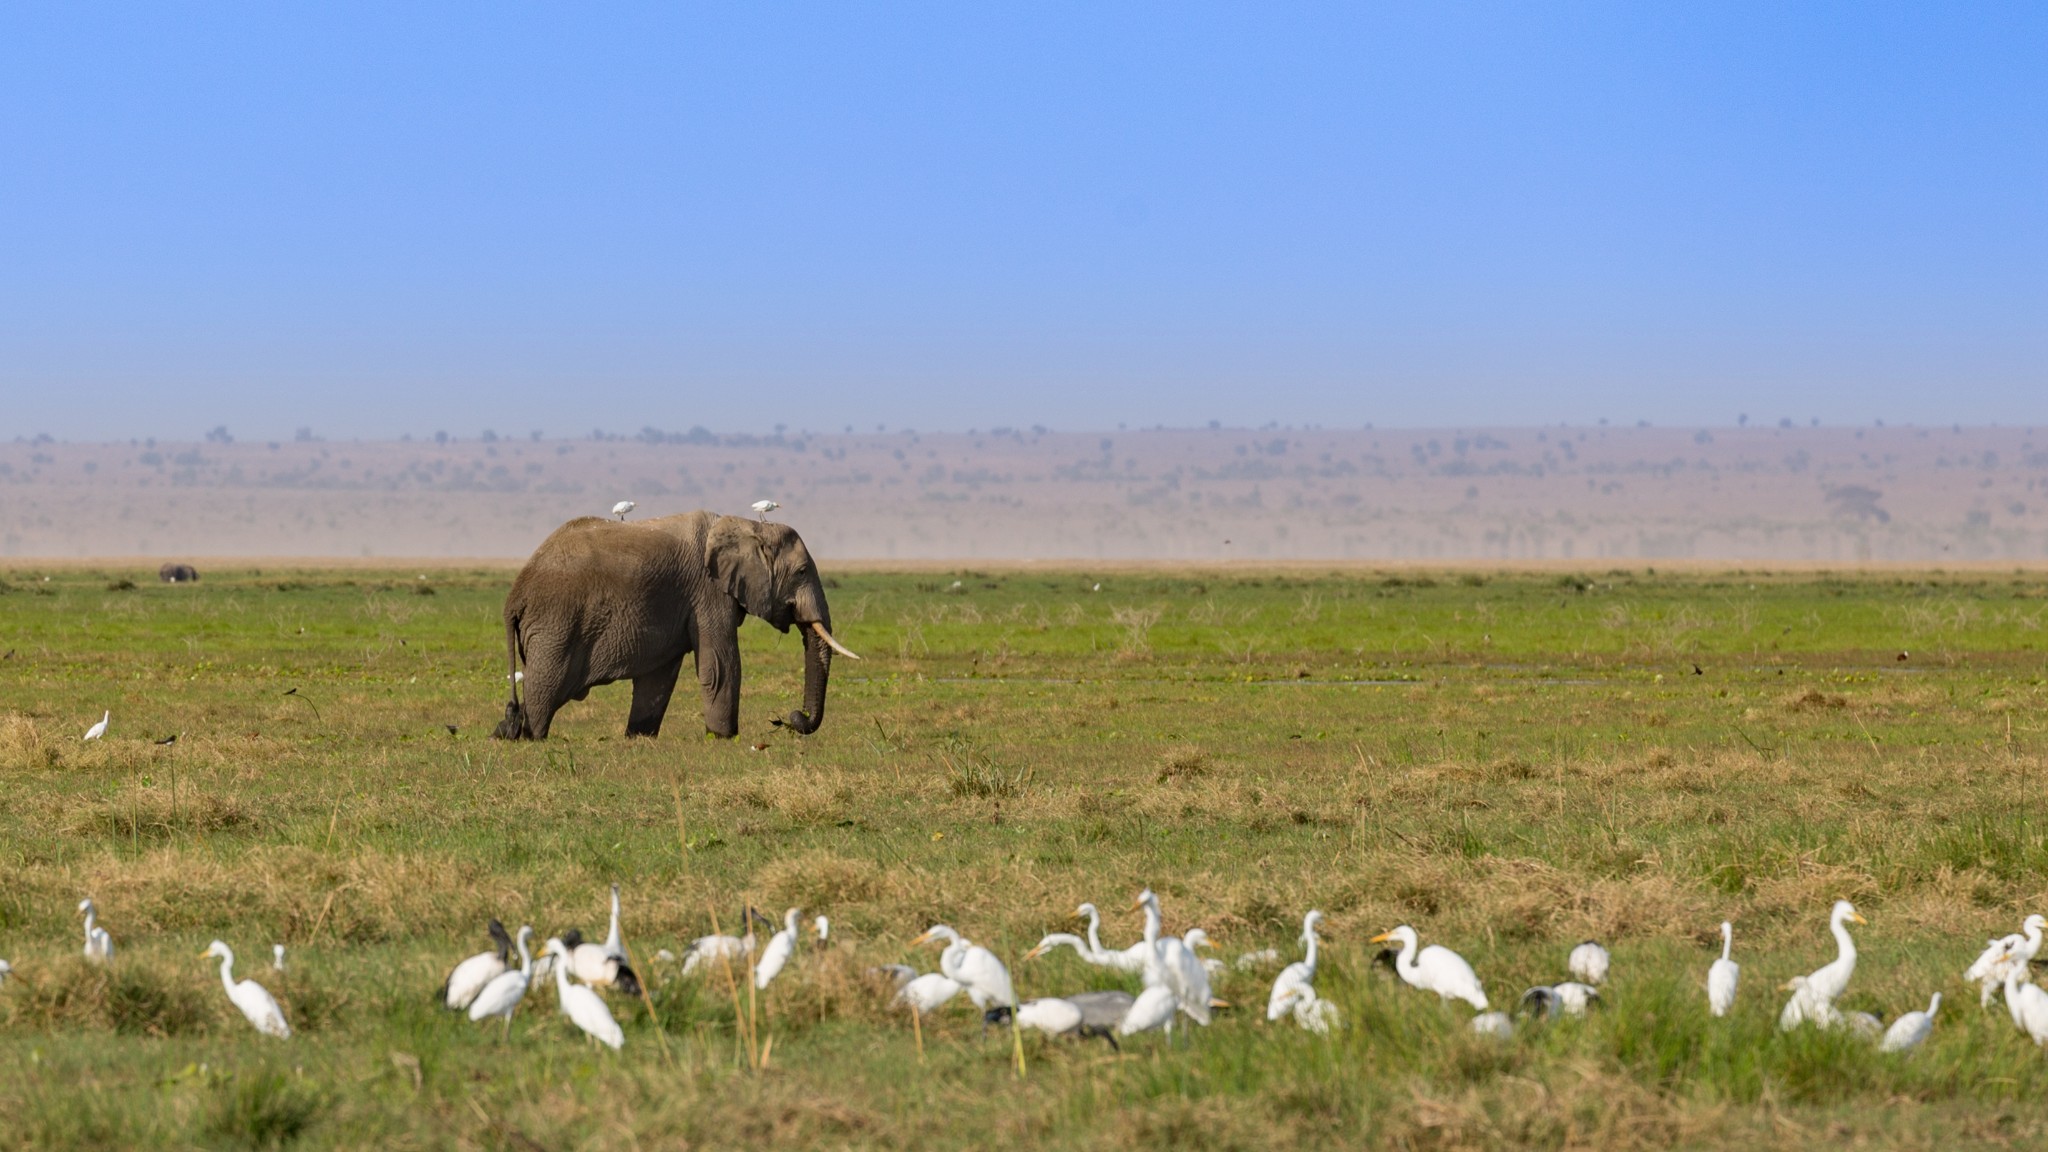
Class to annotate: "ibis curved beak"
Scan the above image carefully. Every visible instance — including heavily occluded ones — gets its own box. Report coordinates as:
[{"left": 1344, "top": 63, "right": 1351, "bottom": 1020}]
[
  {"left": 1368, "top": 931, "right": 1393, "bottom": 944},
  {"left": 809, "top": 622, "right": 861, "bottom": 661}
]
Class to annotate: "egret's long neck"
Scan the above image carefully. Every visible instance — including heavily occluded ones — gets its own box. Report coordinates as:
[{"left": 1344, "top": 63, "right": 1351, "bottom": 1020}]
[
  {"left": 82, "top": 907, "right": 95, "bottom": 938},
  {"left": 516, "top": 933, "right": 533, "bottom": 976},
  {"left": 2028, "top": 922, "right": 2043, "bottom": 954},
  {"left": 1083, "top": 908, "right": 1104, "bottom": 954},
  {"left": 1397, "top": 933, "right": 1420, "bottom": 975},
  {"left": 1303, "top": 922, "right": 1319, "bottom": 972},
  {"left": 606, "top": 892, "right": 622, "bottom": 949},
  {"left": 554, "top": 953, "right": 573, "bottom": 996},
  {"left": 217, "top": 951, "right": 237, "bottom": 994},
  {"left": 1831, "top": 913, "right": 1856, "bottom": 966},
  {"left": 1142, "top": 899, "right": 1162, "bottom": 946},
  {"left": 1721, "top": 924, "right": 1733, "bottom": 961}
]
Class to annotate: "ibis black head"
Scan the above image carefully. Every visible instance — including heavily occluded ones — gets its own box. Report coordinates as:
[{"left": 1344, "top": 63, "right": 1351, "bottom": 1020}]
[
  {"left": 487, "top": 918, "right": 513, "bottom": 962},
  {"left": 559, "top": 928, "right": 584, "bottom": 950}
]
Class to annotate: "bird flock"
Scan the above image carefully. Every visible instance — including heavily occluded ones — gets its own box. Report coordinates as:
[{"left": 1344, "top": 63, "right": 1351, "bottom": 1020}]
[{"left": 11, "top": 885, "right": 2045, "bottom": 1063}]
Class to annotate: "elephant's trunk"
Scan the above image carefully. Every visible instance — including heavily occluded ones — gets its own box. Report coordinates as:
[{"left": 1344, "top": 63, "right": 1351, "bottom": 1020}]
[{"left": 783, "top": 623, "right": 831, "bottom": 734}]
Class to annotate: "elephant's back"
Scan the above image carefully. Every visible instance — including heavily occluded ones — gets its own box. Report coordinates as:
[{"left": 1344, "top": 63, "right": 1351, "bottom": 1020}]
[{"left": 506, "top": 516, "right": 694, "bottom": 617}]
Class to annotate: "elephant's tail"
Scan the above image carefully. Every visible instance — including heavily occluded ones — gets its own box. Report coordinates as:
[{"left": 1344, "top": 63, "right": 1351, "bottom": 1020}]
[{"left": 492, "top": 610, "right": 528, "bottom": 740}]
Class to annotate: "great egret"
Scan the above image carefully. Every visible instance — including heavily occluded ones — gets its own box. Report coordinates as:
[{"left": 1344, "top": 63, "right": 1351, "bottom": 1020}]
[
  {"left": 83, "top": 712, "right": 109, "bottom": 742},
  {"left": 611, "top": 501, "right": 635, "bottom": 520},
  {"left": 558, "top": 928, "right": 642, "bottom": 996},
  {"left": 1471, "top": 1011, "right": 1514, "bottom": 1037},
  {"left": 1023, "top": 933, "right": 1096, "bottom": 961},
  {"left": 1074, "top": 901, "right": 1147, "bottom": 971},
  {"left": 1779, "top": 975, "right": 1842, "bottom": 1031},
  {"left": 1117, "top": 902, "right": 1179, "bottom": 1041},
  {"left": 1708, "top": 921, "right": 1739, "bottom": 1017},
  {"left": 1880, "top": 993, "right": 1940, "bottom": 1053},
  {"left": 1568, "top": 940, "right": 1610, "bottom": 985},
  {"left": 2006, "top": 968, "right": 2048, "bottom": 1044},
  {"left": 814, "top": 915, "right": 830, "bottom": 943},
  {"left": 1370, "top": 926, "right": 1488, "bottom": 1010},
  {"left": 602, "top": 884, "right": 628, "bottom": 962},
  {"left": 752, "top": 499, "right": 780, "bottom": 521},
  {"left": 894, "top": 972, "right": 963, "bottom": 1015},
  {"left": 911, "top": 925, "right": 1016, "bottom": 1014},
  {"left": 1134, "top": 890, "right": 1216, "bottom": 1025},
  {"left": 1798, "top": 900, "right": 1865, "bottom": 1009},
  {"left": 78, "top": 900, "right": 113, "bottom": 963},
  {"left": 1519, "top": 982, "right": 1599, "bottom": 1018},
  {"left": 1966, "top": 914, "right": 2046, "bottom": 1007},
  {"left": 201, "top": 941, "right": 291, "bottom": 1038},
  {"left": 469, "top": 926, "right": 536, "bottom": 1033},
  {"left": 544, "top": 939, "right": 623, "bottom": 1049},
  {"left": 755, "top": 907, "right": 801, "bottom": 989},
  {"left": 272, "top": 944, "right": 286, "bottom": 974},
  {"left": 1267, "top": 911, "right": 1324, "bottom": 1023},
  {"left": 440, "top": 920, "right": 514, "bottom": 1010}
]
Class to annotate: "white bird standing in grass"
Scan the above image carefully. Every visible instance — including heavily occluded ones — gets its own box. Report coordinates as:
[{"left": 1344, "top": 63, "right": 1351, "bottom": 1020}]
[
  {"left": 1779, "top": 975, "right": 1842, "bottom": 1031},
  {"left": 1075, "top": 901, "right": 1147, "bottom": 972},
  {"left": 751, "top": 499, "right": 779, "bottom": 521},
  {"left": 78, "top": 899, "right": 113, "bottom": 963},
  {"left": 911, "top": 925, "right": 1016, "bottom": 1015},
  {"left": 1568, "top": 940, "right": 1610, "bottom": 985},
  {"left": 544, "top": 939, "right": 623, "bottom": 1050},
  {"left": 1024, "top": 933, "right": 1096, "bottom": 961},
  {"left": 679, "top": 910, "right": 762, "bottom": 977},
  {"left": 1880, "top": 993, "right": 1940, "bottom": 1052},
  {"left": 1371, "top": 925, "right": 1488, "bottom": 1011},
  {"left": 1134, "top": 890, "right": 1218, "bottom": 1026},
  {"left": 558, "top": 928, "right": 641, "bottom": 996},
  {"left": 2006, "top": 967, "right": 2048, "bottom": 1044},
  {"left": 611, "top": 501, "right": 635, "bottom": 520},
  {"left": 1707, "top": 921, "right": 1739, "bottom": 1017},
  {"left": 755, "top": 907, "right": 802, "bottom": 989},
  {"left": 814, "top": 915, "right": 830, "bottom": 943},
  {"left": 1520, "top": 982, "right": 1600, "bottom": 1018},
  {"left": 272, "top": 944, "right": 286, "bottom": 973},
  {"left": 83, "top": 711, "right": 109, "bottom": 741},
  {"left": 440, "top": 920, "right": 513, "bottom": 1010},
  {"left": 1118, "top": 901, "right": 1180, "bottom": 1042},
  {"left": 469, "top": 926, "right": 536, "bottom": 1034},
  {"left": 1966, "top": 914, "right": 2046, "bottom": 1008},
  {"left": 893, "top": 971, "right": 963, "bottom": 1015},
  {"left": 1794, "top": 900, "right": 1866, "bottom": 1016},
  {"left": 602, "top": 884, "right": 629, "bottom": 963},
  {"left": 1267, "top": 911, "right": 1327, "bottom": 1024},
  {"left": 201, "top": 941, "right": 291, "bottom": 1038}
]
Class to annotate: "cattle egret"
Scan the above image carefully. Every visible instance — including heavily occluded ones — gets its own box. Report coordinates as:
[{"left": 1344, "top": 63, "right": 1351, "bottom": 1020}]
[
  {"left": 1966, "top": 914, "right": 2046, "bottom": 1007},
  {"left": 751, "top": 500, "right": 779, "bottom": 521},
  {"left": 469, "top": 926, "right": 536, "bottom": 1033},
  {"left": 78, "top": 900, "right": 113, "bottom": 963},
  {"left": 1708, "top": 921, "right": 1739, "bottom": 1017},
  {"left": 1880, "top": 993, "right": 1940, "bottom": 1052},
  {"left": 272, "top": 944, "right": 286, "bottom": 973},
  {"left": 83, "top": 712, "right": 109, "bottom": 741},
  {"left": 755, "top": 908, "right": 802, "bottom": 989},
  {"left": 1370, "top": 925, "right": 1488, "bottom": 1011},
  {"left": 201, "top": 941, "right": 291, "bottom": 1038},
  {"left": 544, "top": 939, "right": 624, "bottom": 1049},
  {"left": 1568, "top": 940, "right": 1610, "bottom": 985},
  {"left": 611, "top": 501, "right": 635, "bottom": 520},
  {"left": 441, "top": 920, "right": 514, "bottom": 1010},
  {"left": 2007, "top": 969, "right": 2048, "bottom": 1044}
]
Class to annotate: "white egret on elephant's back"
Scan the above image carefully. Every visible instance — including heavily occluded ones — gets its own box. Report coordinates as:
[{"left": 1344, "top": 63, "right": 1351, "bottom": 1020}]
[{"left": 611, "top": 500, "right": 635, "bottom": 520}]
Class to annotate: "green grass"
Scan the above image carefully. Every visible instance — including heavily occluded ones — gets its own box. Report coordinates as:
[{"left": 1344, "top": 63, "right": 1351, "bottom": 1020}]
[{"left": 3, "top": 563, "right": 2048, "bottom": 1148}]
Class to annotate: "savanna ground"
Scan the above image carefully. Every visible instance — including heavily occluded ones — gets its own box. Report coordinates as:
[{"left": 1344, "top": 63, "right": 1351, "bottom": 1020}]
[{"left": 2, "top": 564, "right": 2047, "bottom": 1150}]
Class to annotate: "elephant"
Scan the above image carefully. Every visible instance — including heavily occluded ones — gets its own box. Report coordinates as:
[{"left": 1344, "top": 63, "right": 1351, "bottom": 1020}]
[
  {"left": 491, "top": 511, "right": 859, "bottom": 741},
  {"left": 159, "top": 563, "right": 200, "bottom": 583}
]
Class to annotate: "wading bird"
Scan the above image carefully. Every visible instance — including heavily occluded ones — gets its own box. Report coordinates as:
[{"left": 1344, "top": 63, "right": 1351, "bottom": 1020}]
[
  {"left": 1880, "top": 993, "right": 1940, "bottom": 1053},
  {"left": 679, "top": 909, "right": 766, "bottom": 976},
  {"left": 469, "top": 926, "right": 536, "bottom": 1034},
  {"left": 440, "top": 919, "right": 514, "bottom": 1010},
  {"left": 558, "top": 927, "right": 641, "bottom": 997},
  {"left": 602, "top": 884, "right": 629, "bottom": 963},
  {"left": 1966, "top": 914, "right": 2046, "bottom": 1008},
  {"left": 1779, "top": 975, "right": 1842, "bottom": 1031},
  {"left": 1371, "top": 925, "right": 1488, "bottom": 1010},
  {"left": 544, "top": 939, "right": 623, "bottom": 1049},
  {"left": 1519, "top": 982, "right": 1600, "bottom": 1018},
  {"left": 83, "top": 711, "right": 109, "bottom": 741},
  {"left": 1568, "top": 940, "right": 1610, "bottom": 985},
  {"left": 1075, "top": 902, "right": 1146, "bottom": 971},
  {"left": 751, "top": 499, "right": 779, "bottom": 520},
  {"left": 1792, "top": 901, "right": 1865, "bottom": 1018},
  {"left": 893, "top": 971, "right": 963, "bottom": 1015},
  {"left": 78, "top": 900, "right": 113, "bottom": 962},
  {"left": 2006, "top": 966, "right": 2048, "bottom": 1041},
  {"left": 1023, "top": 933, "right": 1096, "bottom": 962},
  {"left": 611, "top": 501, "right": 635, "bottom": 520},
  {"left": 911, "top": 925, "right": 1016, "bottom": 1019},
  {"left": 1472, "top": 1011, "right": 1514, "bottom": 1037},
  {"left": 1118, "top": 903, "right": 1180, "bottom": 1042},
  {"left": 201, "top": 941, "right": 291, "bottom": 1038},
  {"left": 1134, "top": 890, "right": 1218, "bottom": 1025},
  {"left": 755, "top": 907, "right": 802, "bottom": 989},
  {"left": 1708, "top": 921, "right": 1739, "bottom": 1017},
  {"left": 272, "top": 944, "right": 286, "bottom": 973},
  {"left": 815, "top": 915, "right": 830, "bottom": 943},
  {"left": 1267, "top": 911, "right": 1327, "bottom": 1026}
]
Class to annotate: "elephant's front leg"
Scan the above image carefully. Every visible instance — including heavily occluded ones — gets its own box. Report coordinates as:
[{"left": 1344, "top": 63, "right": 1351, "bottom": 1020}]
[
  {"left": 626, "top": 659, "right": 684, "bottom": 737},
  {"left": 695, "top": 634, "right": 741, "bottom": 739}
]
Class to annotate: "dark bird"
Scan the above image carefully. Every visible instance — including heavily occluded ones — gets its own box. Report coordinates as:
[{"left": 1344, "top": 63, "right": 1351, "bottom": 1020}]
[
  {"left": 154, "top": 734, "right": 177, "bottom": 746},
  {"left": 2, "top": 649, "right": 13, "bottom": 659},
  {"left": 750, "top": 741, "right": 771, "bottom": 752},
  {"left": 444, "top": 725, "right": 458, "bottom": 736},
  {"left": 1897, "top": 651, "right": 1909, "bottom": 662},
  {"left": 283, "top": 688, "right": 297, "bottom": 695},
  {"left": 1692, "top": 664, "right": 1703, "bottom": 676}
]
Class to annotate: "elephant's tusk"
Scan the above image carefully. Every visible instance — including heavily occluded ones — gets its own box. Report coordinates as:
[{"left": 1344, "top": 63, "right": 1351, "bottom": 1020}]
[{"left": 809, "top": 621, "right": 862, "bottom": 661}]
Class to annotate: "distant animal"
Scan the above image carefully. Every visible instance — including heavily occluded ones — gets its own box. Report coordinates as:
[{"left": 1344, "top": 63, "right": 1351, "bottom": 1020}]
[
  {"left": 201, "top": 941, "right": 291, "bottom": 1037},
  {"left": 611, "top": 501, "right": 635, "bottom": 520},
  {"left": 158, "top": 563, "right": 200, "bottom": 583},
  {"left": 441, "top": 920, "right": 515, "bottom": 1010},
  {"left": 1880, "top": 993, "right": 1940, "bottom": 1053},
  {"left": 755, "top": 907, "right": 801, "bottom": 989},
  {"left": 1471, "top": 1011, "right": 1514, "bottom": 1038},
  {"left": 83, "top": 712, "right": 109, "bottom": 742},
  {"left": 469, "top": 926, "right": 536, "bottom": 1033},
  {"left": 814, "top": 915, "right": 829, "bottom": 942},
  {"left": 155, "top": 734, "right": 177, "bottom": 746},
  {"left": 557, "top": 927, "right": 642, "bottom": 997},
  {"left": 1568, "top": 940, "right": 1610, "bottom": 985},
  {"left": 1371, "top": 925, "right": 1488, "bottom": 1010},
  {"left": 1519, "top": 982, "right": 1600, "bottom": 1018},
  {"left": 1965, "top": 915, "right": 2046, "bottom": 1007},
  {"left": 493, "top": 512, "right": 859, "bottom": 741},
  {"left": 79, "top": 899, "right": 113, "bottom": 962},
  {"left": 1708, "top": 921, "right": 1740, "bottom": 1017},
  {"left": 544, "top": 939, "right": 624, "bottom": 1049},
  {"left": 751, "top": 499, "right": 779, "bottom": 521},
  {"left": 273, "top": 944, "right": 286, "bottom": 973},
  {"left": 0, "top": 959, "right": 11, "bottom": 983}
]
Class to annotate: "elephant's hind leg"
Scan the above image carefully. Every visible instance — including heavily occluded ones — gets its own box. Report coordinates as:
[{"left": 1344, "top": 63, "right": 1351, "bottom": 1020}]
[{"left": 626, "top": 660, "right": 684, "bottom": 737}]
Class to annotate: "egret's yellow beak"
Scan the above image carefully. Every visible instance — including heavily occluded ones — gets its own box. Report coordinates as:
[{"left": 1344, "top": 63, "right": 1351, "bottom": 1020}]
[
  {"left": 910, "top": 930, "right": 936, "bottom": 947},
  {"left": 1127, "top": 898, "right": 1145, "bottom": 913},
  {"left": 196, "top": 950, "right": 210, "bottom": 959},
  {"left": 1210, "top": 998, "right": 1231, "bottom": 1009},
  {"left": 1779, "top": 979, "right": 1798, "bottom": 992},
  {"left": 1850, "top": 913, "right": 1868, "bottom": 925},
  {"left": 1368, "top": 931, "right": 1393, "bottom": 944},
  {"left": 1023, "top": 945, "right": 1046, "bottom": 960}
]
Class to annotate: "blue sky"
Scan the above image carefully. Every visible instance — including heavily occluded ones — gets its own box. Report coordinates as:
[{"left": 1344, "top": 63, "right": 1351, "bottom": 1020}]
[{"left": 4, "top": 3, "right": 2045, "bottom": 440}]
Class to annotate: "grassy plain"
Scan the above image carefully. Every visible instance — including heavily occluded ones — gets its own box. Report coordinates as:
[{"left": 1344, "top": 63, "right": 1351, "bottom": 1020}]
[{"left": 1, "top": 564, "right": 2047, "bottom": 1149}]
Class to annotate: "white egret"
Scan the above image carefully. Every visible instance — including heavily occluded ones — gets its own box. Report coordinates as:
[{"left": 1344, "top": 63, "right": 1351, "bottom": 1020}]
[
  {"left": 814, "top": 915, "right": 830, "bottom": 943},
  {"left": 910, "top": 925, "right": 1016, "bottom": 1014},
  {"left": 1023, "top": 933, "right": 1096, "bottom": 961},
  {"left": 1134, "top": 890, "right": 1217, "bottom": 1025},
  {"left": 679, "top": 911, "right": 761, "bottom": 977},
  {"left": 1236, "top": 949, "right": 1282, "bottom": 972},
  {"left": 1471, "top": 1011, "right": 1514, "bottom": 1037},
  {"left": 78, "top": 899, "right": 113, "bottom": 963},
  {"left": 611, "top": 501, "right": 635, "bottom": 520},
  {"left": 1117, "top": 904, "right": 1179, "bottom": 1041},
  {"left": 1966, "top": 914, "right": 2046, "bottom": 1008},
  {"left": 1568, "top": 940, "right": 1610, "bottom": 985},
  {"left": 1842, "top": 1010, "right": 1885, "bottom": 1039},
  {"left": 558, "top": 928, "right": 642, "bottom": 996},
  {"left": 83, "top": 711, "right": 109, "bottom": 741},
  {"left": 1707, "top": 921, "right": 1739, "bottom": 1017},
  {"left": 1779, "top": 975, "right": 1841, "bottom": 1031},
  {"left": 1267, "top": 911, "right": 1325, "bottom": 1023},
  {"left": 1520, "top": 982, "right": 1599, "bottom": 1018},
  {"left": 0, "top": 959, "right": 12, "bottom": 983},
  {"left": 440, "top": 919, "right": 514, "bottom": 1011},
  {"left": 1370, "top": 925, "right": 1488, "bottom": 1010},
  {"left": 469, "top": 926, "right": 536, "bottom": 1033},
  {"left": 751, "top": 499, "right": 780, "bottom": 521},
  {"left": 272, "top": 944, "right": 286, "bottom": 973},
  {"left": 1071, "top": 901, "right": 1145, "bottom": 970},
  {"left": 1797, "top": 900, "right": 1866, "bottom": 1009},
  {"left": 200, "top": 941, "right": 291, "bottom": 1038},
  {"left": 544, "top": 939, "right": 624, "bottom": 1049},
  {"left": 601, "top": 884, "right": 629, "bottom": 962},
  {"left": 755, "top": 907, "right": 801, "bottom": 989},
  {"left": 994, "top": 997, "right": 1084, "bottom": 1039},
  {"left": 1880, "top": 993, "right": 1940, "bottom": 1053},
  {"left": 2007, "top": 968, "right": 2048, "bottom": 1044},
  {"left": 894, "top": 972, "right": 962, "bottom": 1015}
]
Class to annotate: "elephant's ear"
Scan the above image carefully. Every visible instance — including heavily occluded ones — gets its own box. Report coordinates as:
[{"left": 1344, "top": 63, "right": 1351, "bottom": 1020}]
[{"left": 706, "top": 517, "right": 782, "bottom": 623}]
